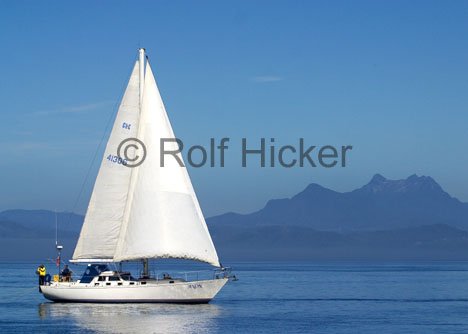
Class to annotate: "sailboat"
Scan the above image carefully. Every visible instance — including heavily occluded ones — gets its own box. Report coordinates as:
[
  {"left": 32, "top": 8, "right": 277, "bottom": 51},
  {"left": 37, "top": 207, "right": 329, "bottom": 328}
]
[{"left": 40, "top": 48, "right": 231, "bottom": 303}]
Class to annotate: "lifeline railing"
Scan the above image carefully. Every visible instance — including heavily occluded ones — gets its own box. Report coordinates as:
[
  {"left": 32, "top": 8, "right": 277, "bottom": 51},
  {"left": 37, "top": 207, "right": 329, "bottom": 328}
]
[
  {"left": 145, "top": 267, "right": 235, "bottom": 282},
  {"left": 52, "top": 266, "right": 237, "bottom": 283}
]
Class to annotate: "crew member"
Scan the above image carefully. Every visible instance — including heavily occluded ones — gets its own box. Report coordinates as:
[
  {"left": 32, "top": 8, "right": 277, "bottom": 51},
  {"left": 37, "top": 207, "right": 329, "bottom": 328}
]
[
  {"left": 61, "top": 265, "right": 72, "bottom": 282},
  {"left": 36, "top": 264, "right": 46, "bottom": 291}
]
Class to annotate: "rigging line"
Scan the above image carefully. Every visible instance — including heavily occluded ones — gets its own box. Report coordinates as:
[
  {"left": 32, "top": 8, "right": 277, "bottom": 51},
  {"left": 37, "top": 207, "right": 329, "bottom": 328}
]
[{"left": 67, "top": 54, "right": 139, "bottom": 226}]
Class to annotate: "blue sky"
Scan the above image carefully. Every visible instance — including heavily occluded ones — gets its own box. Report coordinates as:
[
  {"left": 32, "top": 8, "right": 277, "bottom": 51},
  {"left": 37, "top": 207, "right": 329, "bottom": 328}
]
[{"left": 1, "top": 1, "right": 468, "bottom": 216}]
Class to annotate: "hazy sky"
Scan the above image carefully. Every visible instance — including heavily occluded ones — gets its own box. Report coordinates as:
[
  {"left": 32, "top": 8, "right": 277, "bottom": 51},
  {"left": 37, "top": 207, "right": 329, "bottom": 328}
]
[{"left": 1, "top": 1, "right": 468, "bottom": 216}]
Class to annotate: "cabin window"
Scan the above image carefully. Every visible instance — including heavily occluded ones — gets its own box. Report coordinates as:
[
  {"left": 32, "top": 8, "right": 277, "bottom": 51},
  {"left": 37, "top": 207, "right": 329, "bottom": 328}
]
[
  {"left": 109, "top": 276, "right": 120, "bottom": 282},
  {"left": 98, "top": 276, "right": 106, "bottom": 282},
  {"left": 121, "top": 274, "right": 136, "bottom": 281}
]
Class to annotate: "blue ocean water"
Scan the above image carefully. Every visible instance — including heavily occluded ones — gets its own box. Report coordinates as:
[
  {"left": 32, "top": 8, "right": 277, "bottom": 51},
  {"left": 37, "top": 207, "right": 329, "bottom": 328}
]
[{"left": 2, "top": 261, "right": 468, "bottom": 333}]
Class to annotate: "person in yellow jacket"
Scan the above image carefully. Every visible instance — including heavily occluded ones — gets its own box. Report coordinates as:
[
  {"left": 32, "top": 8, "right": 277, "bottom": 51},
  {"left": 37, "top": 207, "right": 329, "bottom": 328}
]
[{"left": 36, "top": 264, "right": 46, "bottom": 291}]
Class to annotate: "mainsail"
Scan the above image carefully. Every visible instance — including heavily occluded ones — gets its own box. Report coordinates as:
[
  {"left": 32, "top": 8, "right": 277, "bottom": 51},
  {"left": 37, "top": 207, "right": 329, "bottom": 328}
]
[{"left": 72, "top": 51, "right": 220, "bottom": 267}]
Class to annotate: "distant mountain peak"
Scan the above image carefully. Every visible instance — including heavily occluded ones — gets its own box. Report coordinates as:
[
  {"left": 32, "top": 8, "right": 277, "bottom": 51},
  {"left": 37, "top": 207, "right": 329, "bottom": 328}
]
[
  {"left": 369, "top": 173, "right": 387, "bottom": 184},
  {"left": 304, "top": 183, "right": 329, "bottom": 192},
  {"left": 292, "top": 182, "right": 337, "bottom": 200},
  {"left": 359, "top": 174, "right": 444, "bottom": 195},
  {"left": 403, "top": 174, "right": 441, "bottom": 190}
]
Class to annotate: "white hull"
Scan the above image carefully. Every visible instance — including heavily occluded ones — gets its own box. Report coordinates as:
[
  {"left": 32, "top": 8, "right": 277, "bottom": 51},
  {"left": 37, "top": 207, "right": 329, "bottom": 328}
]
[{"left": 41, "top": 278, "right": 228, "bottom": 303}]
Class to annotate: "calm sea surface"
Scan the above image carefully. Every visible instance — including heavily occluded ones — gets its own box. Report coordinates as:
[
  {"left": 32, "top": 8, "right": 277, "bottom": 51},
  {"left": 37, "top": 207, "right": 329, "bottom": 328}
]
[{"left": 2, "top": 261, "right": 468, "bottom": 333}]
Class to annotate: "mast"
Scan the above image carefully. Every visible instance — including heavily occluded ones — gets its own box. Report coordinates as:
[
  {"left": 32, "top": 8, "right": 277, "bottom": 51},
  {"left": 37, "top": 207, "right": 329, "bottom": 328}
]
[
  {"left": 138, "top": 48, "right": 149, "bottom": 277},
  {"left": 139, "top": 48, "right": 145, "bottom": 106}
]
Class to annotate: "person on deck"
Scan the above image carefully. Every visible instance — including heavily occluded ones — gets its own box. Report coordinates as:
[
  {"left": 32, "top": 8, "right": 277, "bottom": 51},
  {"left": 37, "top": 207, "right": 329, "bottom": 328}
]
[
  {"left": 61, "top": 265, "right": 72, "bottom": 282},
  {"left": 36, "top": 264, "right": 46, "bottom": 291}
]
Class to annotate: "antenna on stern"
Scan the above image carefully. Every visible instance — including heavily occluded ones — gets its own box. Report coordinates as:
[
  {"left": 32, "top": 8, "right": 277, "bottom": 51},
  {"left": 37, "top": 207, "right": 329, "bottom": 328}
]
[{"left": 55, "top": 209, "right": 63, "bottom": 278}]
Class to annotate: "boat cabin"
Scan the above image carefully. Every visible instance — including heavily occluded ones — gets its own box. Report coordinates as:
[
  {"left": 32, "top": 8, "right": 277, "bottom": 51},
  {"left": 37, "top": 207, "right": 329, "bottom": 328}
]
[
  {"left": 76, "top": 264, "right": 184, "bottom": 287},
  {"left": 92, "top": 271, "right": 137, "bottom": 286}
]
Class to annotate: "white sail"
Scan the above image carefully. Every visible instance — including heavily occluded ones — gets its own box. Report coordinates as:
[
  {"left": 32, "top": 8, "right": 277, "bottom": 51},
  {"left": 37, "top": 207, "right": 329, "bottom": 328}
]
[
  {"left": 113, "top": 62, "right": 220, "bottom": 267},
  {"left": 72, "top": 61, "right": 141, "bottom": 261}
]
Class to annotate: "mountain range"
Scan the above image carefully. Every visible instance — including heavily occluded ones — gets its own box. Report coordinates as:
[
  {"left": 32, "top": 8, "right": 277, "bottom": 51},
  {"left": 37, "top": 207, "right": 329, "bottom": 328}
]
[
  {"left": 208, "top": 174, "right": 468, "bottom": 231},
  {"left": 2, "top": 174, "right": 468, "bottom": 261}
]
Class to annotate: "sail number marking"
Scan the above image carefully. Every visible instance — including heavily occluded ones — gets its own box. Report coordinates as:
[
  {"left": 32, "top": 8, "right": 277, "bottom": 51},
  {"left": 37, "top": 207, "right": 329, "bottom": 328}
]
[
  {"left": 122, "top": 122, "right": 131, "bottom": 130},
  {"left": 107, "top": 154, "right": 127, "bottom": 166},
  {"left": 188, "top": 284, "right": 203, "bottom": 289}
]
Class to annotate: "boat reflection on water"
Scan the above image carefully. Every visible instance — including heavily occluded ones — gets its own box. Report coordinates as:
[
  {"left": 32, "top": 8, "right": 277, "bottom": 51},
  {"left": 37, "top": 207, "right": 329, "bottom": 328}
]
[{"left": 38, "top": 302, "right": 222, "bottom": 333}]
